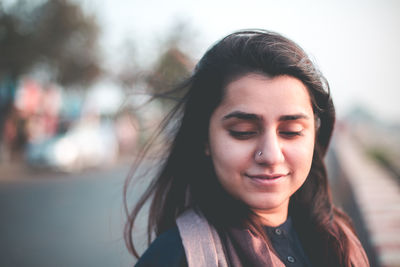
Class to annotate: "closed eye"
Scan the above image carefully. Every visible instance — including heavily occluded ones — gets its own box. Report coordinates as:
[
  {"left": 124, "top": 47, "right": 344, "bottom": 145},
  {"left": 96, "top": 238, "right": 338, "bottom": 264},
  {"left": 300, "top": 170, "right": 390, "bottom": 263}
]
[
  {"left": 229, "top": 130, "right": 258, "bottom": 139},
  {"left": 280, "top": 131, "right": 302, "bottom": 137}
]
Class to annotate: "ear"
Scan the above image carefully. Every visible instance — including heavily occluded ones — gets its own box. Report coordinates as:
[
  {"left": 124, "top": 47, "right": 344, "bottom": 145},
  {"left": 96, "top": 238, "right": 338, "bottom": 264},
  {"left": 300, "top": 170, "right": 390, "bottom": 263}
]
[{"left": 205, "top": 142, "right": 210, "bottom": 156}]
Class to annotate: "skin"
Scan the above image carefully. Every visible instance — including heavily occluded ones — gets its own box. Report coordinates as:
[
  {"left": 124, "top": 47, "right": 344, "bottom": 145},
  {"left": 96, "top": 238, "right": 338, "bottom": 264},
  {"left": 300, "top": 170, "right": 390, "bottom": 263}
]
[{"left": 206, "top": 73, "right": 315, "bottom": 227}]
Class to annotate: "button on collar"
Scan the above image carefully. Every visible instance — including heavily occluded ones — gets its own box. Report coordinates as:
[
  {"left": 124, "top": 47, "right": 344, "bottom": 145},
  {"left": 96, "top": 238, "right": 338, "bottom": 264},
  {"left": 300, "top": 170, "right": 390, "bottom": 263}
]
[
  {"left": 275, "top": 228, "right": 282, "bottom": 235},
  {"left": 287, "top": 256, "right": 295, "bottom": 263}
]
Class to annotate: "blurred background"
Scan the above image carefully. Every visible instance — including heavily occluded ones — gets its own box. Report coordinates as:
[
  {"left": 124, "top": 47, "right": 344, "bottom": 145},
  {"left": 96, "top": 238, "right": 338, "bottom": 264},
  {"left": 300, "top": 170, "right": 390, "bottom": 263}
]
[{"left": 0, "top": 0, "right": 399, "bottom": 266}]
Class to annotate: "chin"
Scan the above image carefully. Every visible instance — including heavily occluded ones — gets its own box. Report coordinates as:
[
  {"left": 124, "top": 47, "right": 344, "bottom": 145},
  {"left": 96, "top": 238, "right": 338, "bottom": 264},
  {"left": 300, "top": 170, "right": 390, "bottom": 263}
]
[{"left": 245, "top": 196, "right": 288, "bottom": 212}]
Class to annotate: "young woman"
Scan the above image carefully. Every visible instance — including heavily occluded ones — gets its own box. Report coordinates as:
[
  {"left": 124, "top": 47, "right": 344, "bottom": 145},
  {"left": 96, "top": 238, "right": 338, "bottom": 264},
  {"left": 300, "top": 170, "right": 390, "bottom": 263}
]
[{"left": 125, "top": 29, "right": 369, "bottom": 267}]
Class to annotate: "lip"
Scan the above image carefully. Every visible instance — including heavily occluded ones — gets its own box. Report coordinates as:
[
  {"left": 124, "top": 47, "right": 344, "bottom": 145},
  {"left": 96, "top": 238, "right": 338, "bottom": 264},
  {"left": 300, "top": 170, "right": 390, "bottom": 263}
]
[
  {"left": 246, "top": 173, "right": 287, "bottom": 180},
  {"left": 245, "top": 173, "right": 288, "bottom": 187}
]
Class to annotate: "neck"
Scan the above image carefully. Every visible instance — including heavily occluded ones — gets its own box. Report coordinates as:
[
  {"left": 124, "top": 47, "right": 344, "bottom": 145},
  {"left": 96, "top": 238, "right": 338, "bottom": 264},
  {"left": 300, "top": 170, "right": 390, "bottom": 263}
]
[{"left": 252, "top": 202, "right": 289, "bottom": 227}]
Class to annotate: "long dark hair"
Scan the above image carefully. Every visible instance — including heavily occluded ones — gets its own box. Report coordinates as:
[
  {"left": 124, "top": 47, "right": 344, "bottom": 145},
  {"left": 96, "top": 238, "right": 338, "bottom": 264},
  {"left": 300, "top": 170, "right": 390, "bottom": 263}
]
[{"left": 125, "top": 29, "right": 355, "bottom": 266}]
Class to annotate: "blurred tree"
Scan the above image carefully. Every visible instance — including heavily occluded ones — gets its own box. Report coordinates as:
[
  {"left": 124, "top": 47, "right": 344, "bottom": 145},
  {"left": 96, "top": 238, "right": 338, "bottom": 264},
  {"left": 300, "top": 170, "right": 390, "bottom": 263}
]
[
  {"left": 0, "top": 0, "right": 101, "bottom": 154},
  {"left": 147, "top": 47, "right": 192, "bottom": 96},
  {"left": 114, "top": 39, "right": 140, "bottom": 89},
  {"left": 146, "top": 22, "right": 195, "bottom": 109},
  {"left": 0, "top": 0, "right": 100, "bottom": 85}
]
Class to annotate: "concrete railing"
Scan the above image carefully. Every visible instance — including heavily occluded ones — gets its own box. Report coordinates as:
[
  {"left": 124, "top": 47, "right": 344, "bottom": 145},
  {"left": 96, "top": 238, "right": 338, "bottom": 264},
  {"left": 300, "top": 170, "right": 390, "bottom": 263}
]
[{"left": 332, "top": 131, "right": 400, "bottom": 267}]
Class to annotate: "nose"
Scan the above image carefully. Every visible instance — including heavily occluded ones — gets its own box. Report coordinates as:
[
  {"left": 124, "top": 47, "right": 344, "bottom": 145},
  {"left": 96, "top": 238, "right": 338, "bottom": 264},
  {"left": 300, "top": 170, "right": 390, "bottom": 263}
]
[{"left": 255, "top": 132, "right": 284, "bottom": 165}]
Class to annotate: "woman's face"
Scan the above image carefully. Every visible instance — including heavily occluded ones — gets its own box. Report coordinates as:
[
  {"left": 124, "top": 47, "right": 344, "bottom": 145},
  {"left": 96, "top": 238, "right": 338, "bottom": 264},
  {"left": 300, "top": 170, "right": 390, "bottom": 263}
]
[{"left": 206, "top": 73, "right": 315, "bottom": 226}]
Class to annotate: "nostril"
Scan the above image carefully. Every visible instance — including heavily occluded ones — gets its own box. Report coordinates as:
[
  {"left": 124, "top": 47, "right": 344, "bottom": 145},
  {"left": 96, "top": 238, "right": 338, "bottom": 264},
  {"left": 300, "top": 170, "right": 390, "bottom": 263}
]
[{"left": 255, "top": 143, "right": 284, "bottom": 165}]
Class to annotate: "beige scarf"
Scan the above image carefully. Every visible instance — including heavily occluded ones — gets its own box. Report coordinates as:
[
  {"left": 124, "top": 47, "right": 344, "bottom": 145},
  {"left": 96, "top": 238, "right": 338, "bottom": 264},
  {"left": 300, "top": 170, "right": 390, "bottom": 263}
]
[
  {"left": 176, "top": 209, "right": 369, "bottom": 267},
  {"left": 176, "top": 209, "right": 285, "bottom": 267}
]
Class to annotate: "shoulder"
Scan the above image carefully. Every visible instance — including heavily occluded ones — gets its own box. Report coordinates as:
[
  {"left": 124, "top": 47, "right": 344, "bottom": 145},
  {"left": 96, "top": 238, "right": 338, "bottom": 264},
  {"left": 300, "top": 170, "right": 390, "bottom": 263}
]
[
  {"left": 336, "top": 218, "right": 370, "bottom": 267},
  {"left": 135, "top": 227, "right": 187, "bottom": 267}
]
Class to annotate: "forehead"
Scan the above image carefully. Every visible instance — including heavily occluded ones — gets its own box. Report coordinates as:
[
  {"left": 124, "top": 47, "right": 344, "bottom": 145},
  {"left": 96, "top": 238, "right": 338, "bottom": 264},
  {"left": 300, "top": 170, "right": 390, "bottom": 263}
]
[{"left": 217, "top": 74, "right": 313, "bottom": 119}]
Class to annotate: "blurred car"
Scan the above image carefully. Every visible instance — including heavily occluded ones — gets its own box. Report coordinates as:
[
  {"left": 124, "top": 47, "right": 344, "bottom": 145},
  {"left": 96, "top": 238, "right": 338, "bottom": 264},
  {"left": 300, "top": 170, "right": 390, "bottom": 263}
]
[{"left": 26, "top": 118, "right": 118, "bottom": 172}]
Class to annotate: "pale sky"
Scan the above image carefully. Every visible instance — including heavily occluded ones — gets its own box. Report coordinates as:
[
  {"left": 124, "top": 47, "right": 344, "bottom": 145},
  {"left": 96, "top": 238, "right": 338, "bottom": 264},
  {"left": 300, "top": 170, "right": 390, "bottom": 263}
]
[{"left": 82, "top": 0, "right": 400, "bottom": 123}]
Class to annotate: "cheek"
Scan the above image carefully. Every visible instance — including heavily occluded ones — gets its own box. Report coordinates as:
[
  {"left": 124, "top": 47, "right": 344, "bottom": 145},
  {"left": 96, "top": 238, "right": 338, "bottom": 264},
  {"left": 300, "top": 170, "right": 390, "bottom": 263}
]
[
  {"left": 211, "top": 139, "right": 243, "bottom": 168},
  {"left": 209, "top": 134, "right": 251, "bottom": 177},
  {"left": 285, "top": 138, "right": 315, "bottom": 173}
]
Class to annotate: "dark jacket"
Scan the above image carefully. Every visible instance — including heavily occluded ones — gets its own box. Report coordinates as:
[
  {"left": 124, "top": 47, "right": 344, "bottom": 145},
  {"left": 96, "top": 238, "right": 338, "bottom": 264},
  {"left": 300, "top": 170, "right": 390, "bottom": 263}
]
[{"left": 135, "top": 227, "right": 187, "bottom": 267}]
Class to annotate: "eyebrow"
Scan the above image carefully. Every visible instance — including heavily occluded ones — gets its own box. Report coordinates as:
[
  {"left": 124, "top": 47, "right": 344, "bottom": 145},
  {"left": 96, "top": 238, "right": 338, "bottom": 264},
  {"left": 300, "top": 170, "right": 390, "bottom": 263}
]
[
  {"left": 278, "top": 114, "right": 310, "bottom": 121},
  {"left": 222, "top": 111, "right": 261, "bottom": 121},
  {"left": 222, "top": 111, "right": 310, "bottom": 122}
]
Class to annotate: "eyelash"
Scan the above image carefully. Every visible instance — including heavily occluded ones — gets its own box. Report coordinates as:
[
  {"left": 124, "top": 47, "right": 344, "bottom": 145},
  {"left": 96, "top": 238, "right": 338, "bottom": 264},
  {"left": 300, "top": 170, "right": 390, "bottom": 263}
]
[
  {"left": 229, "top": 130, "right": 257, "bottom": 139},
  {"left": 279, "top": 131, "right": 302, "bottom": 137},
  {"left": 229, "top": 130, "right": 302, "bottom": 139}
]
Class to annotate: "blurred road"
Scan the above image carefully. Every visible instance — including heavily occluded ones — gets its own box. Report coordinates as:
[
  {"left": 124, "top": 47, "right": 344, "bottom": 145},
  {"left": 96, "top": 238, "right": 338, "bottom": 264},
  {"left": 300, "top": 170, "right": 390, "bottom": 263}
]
[{"left": 0, "top": 164, "right": 135, "bottom": 267}]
